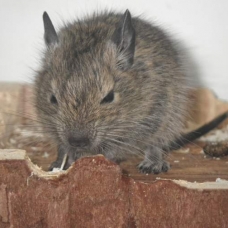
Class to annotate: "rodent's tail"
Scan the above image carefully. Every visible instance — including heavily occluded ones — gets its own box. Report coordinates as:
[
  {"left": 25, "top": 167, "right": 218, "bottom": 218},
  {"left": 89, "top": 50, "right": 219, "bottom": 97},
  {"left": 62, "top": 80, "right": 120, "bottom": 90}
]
[{"left": 166, "top": 111, "right": 228, "bottom": 151}]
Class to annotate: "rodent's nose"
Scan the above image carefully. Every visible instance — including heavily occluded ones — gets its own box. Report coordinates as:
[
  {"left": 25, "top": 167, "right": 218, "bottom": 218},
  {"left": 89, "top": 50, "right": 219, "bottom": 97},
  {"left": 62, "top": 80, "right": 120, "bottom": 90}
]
[{"left": 68, "top": 136, "right": 90, "bottom": 148}]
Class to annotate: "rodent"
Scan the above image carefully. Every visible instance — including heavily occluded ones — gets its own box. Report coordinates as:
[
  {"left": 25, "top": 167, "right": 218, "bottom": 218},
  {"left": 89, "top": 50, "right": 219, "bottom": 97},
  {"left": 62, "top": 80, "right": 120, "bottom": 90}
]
[{"left": 34, "top": 10, "right": 227, "bottom": 174}]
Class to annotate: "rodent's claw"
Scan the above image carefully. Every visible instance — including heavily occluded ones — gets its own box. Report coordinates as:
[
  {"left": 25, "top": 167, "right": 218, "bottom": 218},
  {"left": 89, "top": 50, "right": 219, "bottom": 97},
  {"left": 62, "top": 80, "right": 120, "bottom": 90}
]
[
  {"left": 48, "top": 160, "right": 62, "bottom": 171},
  {"left": 138, "top": 160, "right": 170, "bottom": 174},
  {"left": 48, "top": 158, "right": 71, "bottom": 171}
]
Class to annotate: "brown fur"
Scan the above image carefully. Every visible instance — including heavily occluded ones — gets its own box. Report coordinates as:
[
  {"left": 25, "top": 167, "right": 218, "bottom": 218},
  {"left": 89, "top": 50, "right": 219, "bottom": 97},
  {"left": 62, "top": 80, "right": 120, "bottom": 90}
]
[{"left": 34, "top": 11, "right": 192, "bottom": 173}]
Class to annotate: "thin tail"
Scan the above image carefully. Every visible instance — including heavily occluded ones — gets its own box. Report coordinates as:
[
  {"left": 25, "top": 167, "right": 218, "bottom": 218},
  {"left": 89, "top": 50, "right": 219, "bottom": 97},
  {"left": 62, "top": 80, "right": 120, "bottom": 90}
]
[{"left": 166, "top": 111, "right": 228, "bottom": 151}]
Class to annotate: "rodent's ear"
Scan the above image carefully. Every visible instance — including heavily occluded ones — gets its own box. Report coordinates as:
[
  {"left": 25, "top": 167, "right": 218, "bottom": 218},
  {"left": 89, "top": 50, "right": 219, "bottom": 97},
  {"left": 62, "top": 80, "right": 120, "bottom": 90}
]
[
  {"left": 43, "top": 12, "right": 59, "bottom": 46},
  {"left": 111, "top": 9, "right": 135, "bottom": 70}
]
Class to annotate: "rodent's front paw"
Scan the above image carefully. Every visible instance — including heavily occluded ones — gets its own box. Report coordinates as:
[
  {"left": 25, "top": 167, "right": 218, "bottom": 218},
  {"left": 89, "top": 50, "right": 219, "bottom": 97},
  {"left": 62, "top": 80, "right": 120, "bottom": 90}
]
[
  {"left": 48, "top": 160, "right": 63, "bottom": 171},
  {"left": 138, "top": 160, "right": 170, "bottom": 174}
]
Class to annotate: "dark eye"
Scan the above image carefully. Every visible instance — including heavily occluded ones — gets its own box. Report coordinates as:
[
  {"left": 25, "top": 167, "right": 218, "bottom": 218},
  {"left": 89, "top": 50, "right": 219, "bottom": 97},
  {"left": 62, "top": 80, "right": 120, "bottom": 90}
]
[
  {"left": 101, "top": 90, "right": 114, "bottom": 104},
  {"left": 50, "top": 95, "right": 58, "bottom": 104}
]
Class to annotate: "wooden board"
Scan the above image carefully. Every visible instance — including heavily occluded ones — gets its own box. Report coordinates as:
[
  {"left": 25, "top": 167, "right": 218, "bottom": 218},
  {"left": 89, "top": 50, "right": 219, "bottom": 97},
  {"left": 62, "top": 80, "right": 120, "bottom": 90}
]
[{"left": 1, "top": 149, "right": 228, "bottom": 228}]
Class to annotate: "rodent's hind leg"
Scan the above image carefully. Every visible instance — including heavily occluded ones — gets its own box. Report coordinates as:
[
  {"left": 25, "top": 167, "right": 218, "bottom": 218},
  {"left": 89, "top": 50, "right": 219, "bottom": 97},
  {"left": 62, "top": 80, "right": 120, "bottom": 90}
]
[
  {"left": 48, "top": 145, "right": 72, "bottom": 171},
  {"left": 138, "top": 147, "right": 170, "bottom": 174}
]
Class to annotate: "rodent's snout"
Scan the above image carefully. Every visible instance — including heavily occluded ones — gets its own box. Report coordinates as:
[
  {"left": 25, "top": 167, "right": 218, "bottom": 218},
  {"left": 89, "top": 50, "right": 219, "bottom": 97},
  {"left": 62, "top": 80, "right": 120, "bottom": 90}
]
[
  {"left": 64, "top": 125, "right": 96, "bottom": 150},
  {"left": 68, "top": 135, "right": 90, "bottom": 149}
]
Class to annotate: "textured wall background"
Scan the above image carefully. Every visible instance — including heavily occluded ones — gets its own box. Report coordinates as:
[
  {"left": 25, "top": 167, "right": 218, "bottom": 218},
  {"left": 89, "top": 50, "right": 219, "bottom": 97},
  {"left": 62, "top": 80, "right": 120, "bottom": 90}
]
[{"left": 0, "top": 0, "right": 228, "bottom": 99}]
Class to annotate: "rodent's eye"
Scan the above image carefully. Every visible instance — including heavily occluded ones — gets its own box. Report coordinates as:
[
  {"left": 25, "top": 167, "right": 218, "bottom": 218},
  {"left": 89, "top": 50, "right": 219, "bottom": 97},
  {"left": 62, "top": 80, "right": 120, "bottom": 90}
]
[
  {"left": 50, "top": 95, "right": 58, "bottom": 105},
  {"left": 101, "top": 90, "right": 114, "bottom": 104}
]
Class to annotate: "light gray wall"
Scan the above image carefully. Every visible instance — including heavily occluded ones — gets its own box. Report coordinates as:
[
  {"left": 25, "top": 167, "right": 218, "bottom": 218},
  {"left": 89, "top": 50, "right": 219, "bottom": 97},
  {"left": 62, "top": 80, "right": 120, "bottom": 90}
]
[{"left": 0, "top": 0, "right": 228, "bottom": 99}]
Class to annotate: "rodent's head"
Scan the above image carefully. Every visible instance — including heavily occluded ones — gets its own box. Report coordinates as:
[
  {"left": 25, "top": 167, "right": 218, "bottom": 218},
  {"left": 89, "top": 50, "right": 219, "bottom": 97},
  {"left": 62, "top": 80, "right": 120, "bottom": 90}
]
[{"left": 35, "top": 10, "right": 153, "bottom": 153}]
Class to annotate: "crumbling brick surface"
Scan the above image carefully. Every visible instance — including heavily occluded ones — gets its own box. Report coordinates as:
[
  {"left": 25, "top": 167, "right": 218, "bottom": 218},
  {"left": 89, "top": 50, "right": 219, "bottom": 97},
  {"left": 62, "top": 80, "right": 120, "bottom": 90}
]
[{"left": 0, "top": 150, "right": 228, "bottom": 228}]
